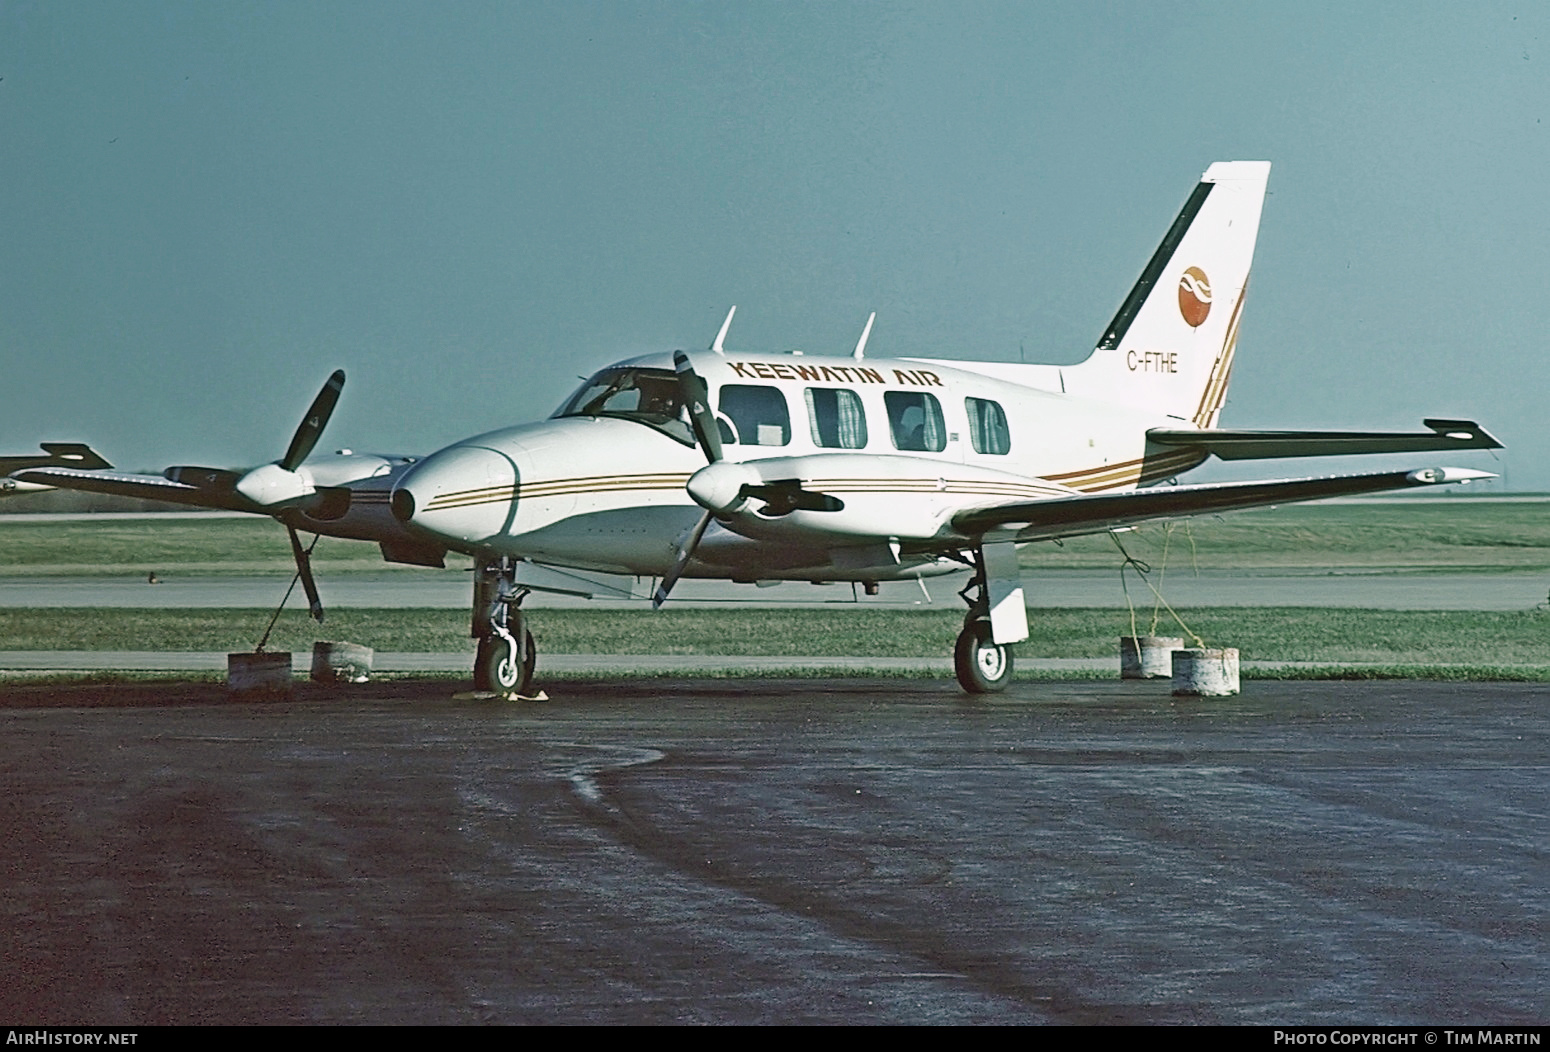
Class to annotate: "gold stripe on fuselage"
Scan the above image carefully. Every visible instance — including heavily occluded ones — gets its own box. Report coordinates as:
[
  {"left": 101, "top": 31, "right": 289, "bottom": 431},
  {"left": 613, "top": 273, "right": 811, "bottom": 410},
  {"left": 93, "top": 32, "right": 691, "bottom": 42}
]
[
  {"left": 1046, "top": 448, "right": 1205, "bottom": 492},
  {"left": 424, "top": 472, "right": 691, "bottom": 511}
]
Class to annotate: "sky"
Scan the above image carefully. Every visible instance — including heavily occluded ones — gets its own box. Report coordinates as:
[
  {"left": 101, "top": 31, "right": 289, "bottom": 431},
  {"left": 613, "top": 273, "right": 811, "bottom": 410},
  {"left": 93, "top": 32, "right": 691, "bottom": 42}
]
[{"left": 2, "top": 1, "right": 1545, "bottom": 486}]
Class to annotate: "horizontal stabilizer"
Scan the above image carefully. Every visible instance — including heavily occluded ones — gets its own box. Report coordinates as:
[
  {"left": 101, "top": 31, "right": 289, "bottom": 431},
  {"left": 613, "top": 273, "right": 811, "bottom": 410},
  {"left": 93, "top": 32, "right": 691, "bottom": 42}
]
[
  {"left": 0, "top": 442, "right": 112, "bottom": 476},
  {"left": 953, "top": 467, "right": 1495, "bottom": 541},
  {"left": 1146, "top": 419, "right": 1502, "bottom": 461}
]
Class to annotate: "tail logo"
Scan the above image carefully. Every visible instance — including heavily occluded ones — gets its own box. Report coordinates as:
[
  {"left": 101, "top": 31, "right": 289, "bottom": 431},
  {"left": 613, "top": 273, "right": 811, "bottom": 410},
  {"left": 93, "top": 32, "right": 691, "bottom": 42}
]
[{"left": 1178, "top": 267, "right": 1212, "bottom": 328}]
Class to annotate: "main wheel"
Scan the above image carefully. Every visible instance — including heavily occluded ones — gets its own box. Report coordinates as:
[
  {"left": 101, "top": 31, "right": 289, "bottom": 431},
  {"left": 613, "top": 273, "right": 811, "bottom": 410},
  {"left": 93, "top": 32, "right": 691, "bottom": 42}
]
[
  {"left": 954, "top": 620, "right": 1013, "bottom": 693},
  {"left": 474, "top": 629, "right": 537, "bottom": 694}
]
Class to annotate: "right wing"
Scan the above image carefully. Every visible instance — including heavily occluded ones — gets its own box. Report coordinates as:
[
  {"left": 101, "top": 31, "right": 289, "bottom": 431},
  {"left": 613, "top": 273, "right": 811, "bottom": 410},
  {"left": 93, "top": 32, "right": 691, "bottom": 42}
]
[
  {"left": 1146, "top": 419, "right": 1501, "bottom": 461},
  {"left": 952, "top": 466, "right": 1494, "bottom": 542}
]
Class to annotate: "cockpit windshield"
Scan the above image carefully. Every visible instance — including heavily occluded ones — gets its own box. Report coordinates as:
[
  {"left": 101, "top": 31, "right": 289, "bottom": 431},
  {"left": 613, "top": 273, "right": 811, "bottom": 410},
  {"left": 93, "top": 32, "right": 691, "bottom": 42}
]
[{"left": 551, "top": 366, "right": 695, "bottom": 446}]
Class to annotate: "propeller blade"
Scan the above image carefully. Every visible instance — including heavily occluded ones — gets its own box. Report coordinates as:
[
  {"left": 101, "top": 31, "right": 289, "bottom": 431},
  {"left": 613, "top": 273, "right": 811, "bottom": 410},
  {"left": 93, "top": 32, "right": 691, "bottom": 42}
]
[
  {"left": 653, "top": 509, "right": 714, "bottom": 609},
  {"left": 287, "top": 526, "right": 325, "bottom": 622},
  {"left": 672, "top": 352, "right": 722, "bottom": 464},
  {"left": 740, "top": 479, "right": 845, "bottom": 516},
  {"left": 280, "top": 370, "right": 346, "bottom": 472}
]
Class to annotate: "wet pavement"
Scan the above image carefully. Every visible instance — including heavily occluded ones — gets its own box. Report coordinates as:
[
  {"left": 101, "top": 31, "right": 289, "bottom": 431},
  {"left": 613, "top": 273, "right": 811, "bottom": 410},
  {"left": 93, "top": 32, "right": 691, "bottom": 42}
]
[{"left": 0, "top": 678, "right": 1544, "bottom": 1024}]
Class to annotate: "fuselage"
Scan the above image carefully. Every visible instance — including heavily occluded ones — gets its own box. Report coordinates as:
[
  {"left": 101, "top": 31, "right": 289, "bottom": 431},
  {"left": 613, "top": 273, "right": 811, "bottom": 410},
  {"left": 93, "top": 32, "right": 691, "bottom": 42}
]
[{"left": 375, "top": 351, "right": 1208, "bottom": 583}]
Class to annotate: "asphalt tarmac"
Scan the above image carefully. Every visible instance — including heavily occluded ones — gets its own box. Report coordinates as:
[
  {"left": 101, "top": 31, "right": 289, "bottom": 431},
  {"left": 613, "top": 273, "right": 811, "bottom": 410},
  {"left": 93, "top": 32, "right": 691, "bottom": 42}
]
[{"left": 1, "top": 678, "right": 1543, "bottom": 1024}]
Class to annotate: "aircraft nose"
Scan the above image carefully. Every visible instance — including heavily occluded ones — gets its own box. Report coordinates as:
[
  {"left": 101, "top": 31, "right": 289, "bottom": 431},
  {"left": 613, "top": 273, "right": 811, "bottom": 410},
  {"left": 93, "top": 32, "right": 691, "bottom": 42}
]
[{"left": 392, "top": 444, "right": 520, "bottom": 546}]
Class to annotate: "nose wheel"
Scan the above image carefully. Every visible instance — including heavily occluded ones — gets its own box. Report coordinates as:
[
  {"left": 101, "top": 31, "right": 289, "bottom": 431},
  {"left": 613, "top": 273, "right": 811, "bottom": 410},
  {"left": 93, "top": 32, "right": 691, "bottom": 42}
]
[{"left": 475, "top": 619, "right": 536, "bottom": 694}]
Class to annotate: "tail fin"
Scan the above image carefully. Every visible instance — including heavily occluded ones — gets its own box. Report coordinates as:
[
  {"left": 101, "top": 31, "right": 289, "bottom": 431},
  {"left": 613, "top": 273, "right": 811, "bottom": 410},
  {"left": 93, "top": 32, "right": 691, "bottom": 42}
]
[{"left": 1065, "top": 161, "right": 1270, "bottom": 427}]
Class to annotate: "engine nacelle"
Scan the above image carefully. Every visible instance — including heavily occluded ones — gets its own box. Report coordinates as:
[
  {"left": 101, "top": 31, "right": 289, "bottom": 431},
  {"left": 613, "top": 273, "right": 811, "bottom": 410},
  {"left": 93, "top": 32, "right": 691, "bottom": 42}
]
[{"left": 704, "top": 452, "right": 1077, "bottom": 544}]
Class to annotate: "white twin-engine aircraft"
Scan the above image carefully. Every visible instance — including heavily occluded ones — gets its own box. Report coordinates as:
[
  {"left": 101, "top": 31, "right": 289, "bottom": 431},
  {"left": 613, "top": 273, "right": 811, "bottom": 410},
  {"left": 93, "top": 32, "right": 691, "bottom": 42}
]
[{"left": 15, "top": 161, "right": 1502, "bottom": 693}]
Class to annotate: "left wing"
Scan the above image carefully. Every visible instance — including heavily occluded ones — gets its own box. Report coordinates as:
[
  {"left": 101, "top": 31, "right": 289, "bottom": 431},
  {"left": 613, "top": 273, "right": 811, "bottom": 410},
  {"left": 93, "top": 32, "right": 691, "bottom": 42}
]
[
  {"left": 13, "top": 465, "right": 263, "bottom": 511},
  {"left": 952, "top": 466, "right": 1494, "bottom": 542}
]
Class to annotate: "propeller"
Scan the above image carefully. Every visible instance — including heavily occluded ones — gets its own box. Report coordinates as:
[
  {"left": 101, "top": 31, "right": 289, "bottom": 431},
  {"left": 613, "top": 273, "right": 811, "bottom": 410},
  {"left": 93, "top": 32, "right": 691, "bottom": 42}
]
[
  {"left": 654, "top": 352, "right": 724, "bottom": 608},
  {"left": 652, "top": 508, "right": 714, "bottom": 609},
  {"left": 226, "top": 371, "right": 344, "bottom": 621},
  {"left": 673, "top": 351, "right": 843, "bottom": 515},
  {"left": 287, "top": 525, "right": 325, "bottom": 622},
  {"left": 674, "top": 351, "right": 722, "bottom": 465},
  {"left": 282, "top": 369, "right": 346, "bottom": 471},
  {"left": 653, "top": 354, "right": 842, "bottom": 608},
  {"left": 234, "top": 370, "right": 346, "bottom": 506}
]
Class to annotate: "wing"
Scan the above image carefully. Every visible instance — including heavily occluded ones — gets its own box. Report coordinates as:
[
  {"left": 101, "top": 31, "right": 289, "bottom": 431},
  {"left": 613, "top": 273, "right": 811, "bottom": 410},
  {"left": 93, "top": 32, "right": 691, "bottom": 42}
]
[
  {"left": 10, "top": 464, "right": 252, "bottom": 511},
  {"left": 14, "top": 463, "right": 353, "bottom": 519},
  {"left": 1146, "top": 419, "right": 1501, "bottom": 461},
  {"left": 952, "top": 466, "right": 1494, "bottom": 542},
  {"left": 14, "top": 465, "right": 266, "bottom": 512}
]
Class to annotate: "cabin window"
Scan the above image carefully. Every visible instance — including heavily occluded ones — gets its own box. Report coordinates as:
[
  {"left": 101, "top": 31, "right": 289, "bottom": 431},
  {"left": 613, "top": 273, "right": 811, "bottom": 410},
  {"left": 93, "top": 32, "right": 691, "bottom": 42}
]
[
  {"left": 718, "top": 384, "right": 790, "bottom": 446},
  {"left": 885, "top": 391, "right": 946, "bottom": 452},
  {"left": 966, "top": 397, "right": 1011, "bottom": 454},
  {"left": 804, "top": 388, "right": 867, "bottom": 449}
]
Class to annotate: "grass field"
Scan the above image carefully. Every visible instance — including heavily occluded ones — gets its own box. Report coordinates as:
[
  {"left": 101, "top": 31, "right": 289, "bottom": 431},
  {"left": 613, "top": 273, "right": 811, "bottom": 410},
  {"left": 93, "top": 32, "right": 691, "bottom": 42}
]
[
  {"left": 2, "top": 498, "right": 1548, "bottom": 577},
  {"left": 0, "top": 516, "right": 420, "bottom": 576},
  {"left": 1016, "top": 498, "right": 1550, "bottom": 572}
]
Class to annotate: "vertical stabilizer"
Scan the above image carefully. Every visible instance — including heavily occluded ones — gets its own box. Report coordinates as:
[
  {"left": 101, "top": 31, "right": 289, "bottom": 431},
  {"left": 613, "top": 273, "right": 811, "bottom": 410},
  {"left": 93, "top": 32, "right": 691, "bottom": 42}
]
[{"left": 1065, "top": 161, "right": 1270, "bottom": 427}]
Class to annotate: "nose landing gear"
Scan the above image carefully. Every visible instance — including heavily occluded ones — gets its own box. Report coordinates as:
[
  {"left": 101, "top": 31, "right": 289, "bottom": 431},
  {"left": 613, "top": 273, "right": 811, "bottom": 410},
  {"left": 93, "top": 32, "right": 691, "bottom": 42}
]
[{"left": 473, "top": 557, "right": 537, "bottom": 695}]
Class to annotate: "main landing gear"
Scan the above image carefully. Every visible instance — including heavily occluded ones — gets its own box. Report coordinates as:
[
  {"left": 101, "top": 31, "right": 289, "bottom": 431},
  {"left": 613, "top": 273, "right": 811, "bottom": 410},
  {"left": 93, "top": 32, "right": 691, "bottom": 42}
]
[
  {"left": 473, "top": 557, "right": 536, "bottom": 694},
  {"left": 952, "top": 543, "right": 1022, "bottom": 694}
]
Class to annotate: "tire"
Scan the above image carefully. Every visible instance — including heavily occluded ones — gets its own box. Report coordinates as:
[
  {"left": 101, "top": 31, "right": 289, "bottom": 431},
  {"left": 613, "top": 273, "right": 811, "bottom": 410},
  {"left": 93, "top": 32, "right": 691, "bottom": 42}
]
[
  {"left": 474, "top": 629, "right": 537, "bottom": 694},
  {"left": 954, "top": 620, "right": 1013, "bottom": 693}
]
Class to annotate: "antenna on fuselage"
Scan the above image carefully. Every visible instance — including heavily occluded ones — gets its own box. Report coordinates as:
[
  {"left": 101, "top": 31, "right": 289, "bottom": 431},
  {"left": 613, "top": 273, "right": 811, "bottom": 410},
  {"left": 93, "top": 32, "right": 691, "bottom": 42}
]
[
  {"left": 852, "top": 311, "right": 876, "bottom": 360},
  {"left": 711, "top": 305, "right": 736, "bottom": 355}
]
